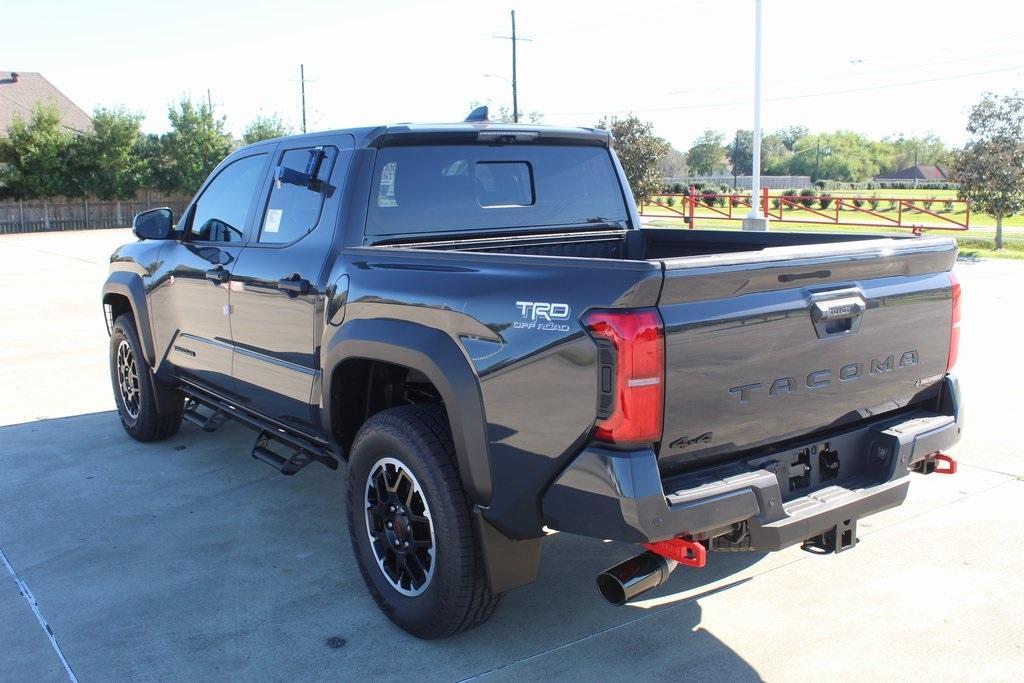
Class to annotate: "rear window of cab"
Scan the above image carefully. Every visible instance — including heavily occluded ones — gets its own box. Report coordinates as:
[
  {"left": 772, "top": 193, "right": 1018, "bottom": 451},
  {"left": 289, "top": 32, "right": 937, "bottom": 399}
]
[{"left": 366, "top": 144, "right": 628, "bottom": 237}]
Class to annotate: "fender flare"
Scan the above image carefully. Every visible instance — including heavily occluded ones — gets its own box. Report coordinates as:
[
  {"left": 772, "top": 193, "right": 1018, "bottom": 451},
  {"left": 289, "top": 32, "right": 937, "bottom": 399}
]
[
  {"left": 322, "top": 318, "right": 493, "bottom": 506},
  {"left": 102, "top": 271, "right": 156, "bottom": 367}
]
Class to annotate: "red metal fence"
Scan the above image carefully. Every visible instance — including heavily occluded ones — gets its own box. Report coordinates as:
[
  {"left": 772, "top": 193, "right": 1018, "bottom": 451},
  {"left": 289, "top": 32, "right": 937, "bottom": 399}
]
[{"left": 640, "top": 187, "right": 971, "bottom": 235}]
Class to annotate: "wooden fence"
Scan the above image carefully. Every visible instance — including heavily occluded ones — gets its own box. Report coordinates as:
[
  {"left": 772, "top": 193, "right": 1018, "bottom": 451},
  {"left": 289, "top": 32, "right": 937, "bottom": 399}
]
[{"left": 0, "top": 195, "right": 191, "bottom": 234}]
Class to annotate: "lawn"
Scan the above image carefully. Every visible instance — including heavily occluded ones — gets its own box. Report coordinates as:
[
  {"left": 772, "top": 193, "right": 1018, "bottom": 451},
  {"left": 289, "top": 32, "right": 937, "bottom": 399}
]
[{"left": 643, "top": 188, "right": 1024, "bottom": 230}]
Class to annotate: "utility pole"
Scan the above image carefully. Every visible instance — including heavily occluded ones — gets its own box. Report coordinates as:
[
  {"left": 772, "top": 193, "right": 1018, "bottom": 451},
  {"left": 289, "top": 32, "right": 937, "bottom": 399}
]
[
  {"left": 732, "top": 131, "right": 740, "bottom": 188},
  {"left": 743, "top": 0, "right": 768, "bottom": 231},
  {"left": 300, "top": 64, "right": 307, "bottom": 134},
  {"left": 206, "top": 89, "right": 212, "bottom": 113},
  {"left": 814, "top": 141, "right": 822, "bottom": 181},
  {"left": 511, "top": 10, "right": 518, "bottom": 123},
  {"left": 493, "top": 10, "right": 531, "bottom": 123}
]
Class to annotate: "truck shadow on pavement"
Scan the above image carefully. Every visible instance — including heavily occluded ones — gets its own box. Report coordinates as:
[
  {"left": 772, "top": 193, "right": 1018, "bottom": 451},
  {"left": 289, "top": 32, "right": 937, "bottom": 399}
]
[{"left": 0, "top": 411, "right": 765, "bottom": 681}]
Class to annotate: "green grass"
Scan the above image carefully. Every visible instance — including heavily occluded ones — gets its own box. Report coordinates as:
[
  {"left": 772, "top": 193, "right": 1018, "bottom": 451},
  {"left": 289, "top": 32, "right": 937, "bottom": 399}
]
[
  {"left": 955, "top": 236, "right": 1024, "bottom": 260},
  {"left": 644, "top": 188, "right": 1024, "bottom": 229}
]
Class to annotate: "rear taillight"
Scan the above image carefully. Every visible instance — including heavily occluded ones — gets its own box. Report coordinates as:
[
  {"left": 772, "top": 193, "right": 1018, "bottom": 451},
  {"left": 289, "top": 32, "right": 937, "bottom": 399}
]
[
  {"left": 947, "top": 271, "right": 961, "bottom": 371},
  {"left": 583, "top": 308, "right": 665, "bottom": 447}
]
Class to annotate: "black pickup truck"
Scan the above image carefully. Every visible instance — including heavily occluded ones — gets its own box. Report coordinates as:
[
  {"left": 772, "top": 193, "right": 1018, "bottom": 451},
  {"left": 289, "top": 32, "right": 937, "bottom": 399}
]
[{"left": 102, "top": 113, "right": 963, "bottom": 638}]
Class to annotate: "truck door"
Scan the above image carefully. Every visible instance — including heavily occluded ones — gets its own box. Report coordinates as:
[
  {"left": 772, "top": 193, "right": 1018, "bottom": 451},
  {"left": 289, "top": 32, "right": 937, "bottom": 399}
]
[
  {"left": 148, "top": 151, "right": 270, "bottom": 396},
  {"left": 228, "top": 135, "right": 351, "bottom": 435}
]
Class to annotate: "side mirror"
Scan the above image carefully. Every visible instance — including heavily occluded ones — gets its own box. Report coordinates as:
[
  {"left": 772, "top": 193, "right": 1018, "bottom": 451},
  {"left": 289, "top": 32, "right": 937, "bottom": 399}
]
[{"left": 133, "top": 207, "right": 173, "bottom": 240}]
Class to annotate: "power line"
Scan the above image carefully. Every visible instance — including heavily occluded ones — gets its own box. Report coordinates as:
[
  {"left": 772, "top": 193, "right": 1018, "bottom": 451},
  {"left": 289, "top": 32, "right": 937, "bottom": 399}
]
[
  {"left": 0, "top": 91, "right": 88, "bottom": 135},
  {"left": 667, "top": 47, "right": 1024, "bottom": 97},
  {"left": 549, "top": 64, "right": 1024, "bottom": 117}
]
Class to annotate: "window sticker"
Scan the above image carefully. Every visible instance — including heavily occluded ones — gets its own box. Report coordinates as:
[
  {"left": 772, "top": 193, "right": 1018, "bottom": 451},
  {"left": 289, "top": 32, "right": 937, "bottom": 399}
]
[{"left": 264, "top": 208, "right": 283, "bottom": 233}]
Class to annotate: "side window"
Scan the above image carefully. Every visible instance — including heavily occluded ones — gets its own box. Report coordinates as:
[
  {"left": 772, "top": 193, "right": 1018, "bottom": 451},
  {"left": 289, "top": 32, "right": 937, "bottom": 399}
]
[
  {"left": 189, "top": 153, "right": 267, "bottom": 243},
  {"left": 258, "top": 146, "right": 338, "bottom": 244}
]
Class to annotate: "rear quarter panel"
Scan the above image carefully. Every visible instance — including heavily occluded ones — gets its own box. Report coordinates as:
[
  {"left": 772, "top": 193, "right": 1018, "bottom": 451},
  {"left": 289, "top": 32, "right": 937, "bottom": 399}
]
[{"left": 340, "top": 246, "right": 660, "bottom": 537}]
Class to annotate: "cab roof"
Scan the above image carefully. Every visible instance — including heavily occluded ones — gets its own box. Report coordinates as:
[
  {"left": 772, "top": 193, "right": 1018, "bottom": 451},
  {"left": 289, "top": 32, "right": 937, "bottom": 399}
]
[{"left": 238, "top": 121, "right": 611, "bottom": 152}]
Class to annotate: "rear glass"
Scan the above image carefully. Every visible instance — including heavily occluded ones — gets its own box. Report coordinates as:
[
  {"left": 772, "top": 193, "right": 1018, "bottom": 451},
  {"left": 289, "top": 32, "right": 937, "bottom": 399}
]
[{"left": 366, "top": 144, "right": 627, "bottom": 236}]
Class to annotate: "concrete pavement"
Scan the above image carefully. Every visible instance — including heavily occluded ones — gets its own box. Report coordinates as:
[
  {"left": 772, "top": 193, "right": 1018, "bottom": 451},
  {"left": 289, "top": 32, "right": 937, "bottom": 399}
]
[{"left": 1, "top": 229, "right": 1022, "bottom": 681}]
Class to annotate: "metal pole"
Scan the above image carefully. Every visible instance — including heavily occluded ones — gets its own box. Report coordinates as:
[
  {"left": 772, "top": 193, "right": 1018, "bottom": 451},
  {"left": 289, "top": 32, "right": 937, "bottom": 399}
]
[
  {"left": 511, "top": 10, "right": 519, "bottom": 123},
  {"left": 744, "top": 0, "right": 766, "bottom": 227},
  {"left": 300, "top": 64, "right": 307, "bottom": 134}
]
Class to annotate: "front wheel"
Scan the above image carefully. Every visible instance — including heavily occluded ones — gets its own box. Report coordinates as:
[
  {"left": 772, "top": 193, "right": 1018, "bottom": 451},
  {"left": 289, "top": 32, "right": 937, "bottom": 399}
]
[
  {"left": 109, "top": 314, "right": 182, "bottom": 442},
  {"left": 346, "top": 404, "right": 500, "bottom": 638}
]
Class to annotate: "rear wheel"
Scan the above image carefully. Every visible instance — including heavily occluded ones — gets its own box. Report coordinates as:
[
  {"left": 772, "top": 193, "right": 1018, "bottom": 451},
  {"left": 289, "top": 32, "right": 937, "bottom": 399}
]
[
  {"left": 109, "top": 314, "right": 182, "bottom": 441},
  {"left": 346, "top": 404, "right": 500, "bottom": 638}
]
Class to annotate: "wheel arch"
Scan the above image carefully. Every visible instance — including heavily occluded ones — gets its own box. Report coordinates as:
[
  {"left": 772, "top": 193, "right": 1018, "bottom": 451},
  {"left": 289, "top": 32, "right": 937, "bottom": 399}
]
[
  {"left": 323, "top": 319, "right": 493, "bottom": 506},
  {"left": 102, "top": 271, "right": 156, "bottom": 367}
]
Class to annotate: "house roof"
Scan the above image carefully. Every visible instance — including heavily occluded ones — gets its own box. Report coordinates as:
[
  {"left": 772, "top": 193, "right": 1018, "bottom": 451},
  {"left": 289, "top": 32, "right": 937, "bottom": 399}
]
[
  {"left": 0, "top": 71, "right": 92, "bottom": 136},
  {"left": 875, "top": 164, "right": 950, "bottom": 181}
]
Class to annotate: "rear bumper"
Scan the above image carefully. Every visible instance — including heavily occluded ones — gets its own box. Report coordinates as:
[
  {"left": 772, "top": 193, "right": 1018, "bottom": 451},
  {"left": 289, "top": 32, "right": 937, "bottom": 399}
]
[{"left": 542, "top": 375, "right": 962, "bottom": 550}]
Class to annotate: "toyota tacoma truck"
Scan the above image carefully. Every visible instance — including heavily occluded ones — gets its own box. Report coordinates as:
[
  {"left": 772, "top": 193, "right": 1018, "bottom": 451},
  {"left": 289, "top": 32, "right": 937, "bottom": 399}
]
[{"left": 102, "top": 110, "right": 963, "bottom": 639}]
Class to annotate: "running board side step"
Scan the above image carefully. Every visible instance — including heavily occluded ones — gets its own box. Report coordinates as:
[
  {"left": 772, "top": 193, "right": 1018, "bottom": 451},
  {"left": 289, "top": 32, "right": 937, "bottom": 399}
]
[
  {"left": 182, "top": 399, "right": 230, "bottom": 432},
  {"left": 252, "top": 433, "right": 331, "bottom": 475},
  {"left": 180, "top": 387, "right": 340, "bottom": 475}
]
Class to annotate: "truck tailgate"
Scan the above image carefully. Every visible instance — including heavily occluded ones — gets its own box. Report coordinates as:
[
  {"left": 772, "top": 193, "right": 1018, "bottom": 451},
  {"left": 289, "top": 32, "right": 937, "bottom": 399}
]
[{"left": 655, "top": 237, "right": 958, "bottom": 473}]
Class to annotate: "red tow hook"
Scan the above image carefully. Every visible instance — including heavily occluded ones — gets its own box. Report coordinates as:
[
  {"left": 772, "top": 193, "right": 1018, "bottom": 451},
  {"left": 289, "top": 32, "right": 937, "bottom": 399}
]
[
  {"left": 933, "top": 453, "right": 957, "bottom": 474},
  {"left": 643, "top": 538, "right": 707, "bottom": 568}
]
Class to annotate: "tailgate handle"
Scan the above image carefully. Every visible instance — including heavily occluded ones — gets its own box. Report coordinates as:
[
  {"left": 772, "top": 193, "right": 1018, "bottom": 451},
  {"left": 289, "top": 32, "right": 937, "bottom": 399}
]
[{"left": 810, "top": 295, "right": 865, "bottom": 338}]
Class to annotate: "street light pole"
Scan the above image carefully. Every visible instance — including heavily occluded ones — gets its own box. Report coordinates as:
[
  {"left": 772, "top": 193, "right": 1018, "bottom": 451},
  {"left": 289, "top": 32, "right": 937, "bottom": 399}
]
[{"left": 743, "top": 0, "right": 769, "bottom": 231}]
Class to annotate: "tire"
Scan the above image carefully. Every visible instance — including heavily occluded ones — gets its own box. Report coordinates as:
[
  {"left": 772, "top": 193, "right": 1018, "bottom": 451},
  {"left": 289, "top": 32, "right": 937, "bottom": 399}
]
[
  {"left": 346, "top": 404, "right": 500, "bottom": 639},
  {"left": 109, "top": 313, "right": 182, "bottom": 442}
]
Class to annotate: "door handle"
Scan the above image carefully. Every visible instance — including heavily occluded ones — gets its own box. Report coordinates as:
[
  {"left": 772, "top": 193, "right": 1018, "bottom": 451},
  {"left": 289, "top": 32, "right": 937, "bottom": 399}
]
[
  {"left": 205, "top": 267, "right": 230, "bottom": 283},
  {"left": 278, "top": 274, "right": 311, "bottom": 295}
]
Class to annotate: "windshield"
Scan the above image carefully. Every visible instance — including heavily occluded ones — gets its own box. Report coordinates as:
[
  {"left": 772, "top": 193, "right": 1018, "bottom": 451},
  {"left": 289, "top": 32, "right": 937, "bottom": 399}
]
[{"left": 365, "top": 143, "right": 628, "bottom": 237}]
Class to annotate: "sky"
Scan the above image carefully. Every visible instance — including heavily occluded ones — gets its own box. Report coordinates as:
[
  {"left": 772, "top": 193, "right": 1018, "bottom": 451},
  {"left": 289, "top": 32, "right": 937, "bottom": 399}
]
[{"left": 5, "top": 0, "right": 1024, "bottom": 151}]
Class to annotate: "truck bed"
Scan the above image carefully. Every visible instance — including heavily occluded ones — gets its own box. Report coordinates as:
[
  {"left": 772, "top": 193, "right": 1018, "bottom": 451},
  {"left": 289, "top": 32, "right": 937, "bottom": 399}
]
[
  {"left": 389, "top": 226, "right": 958, "bottom": 475},
  {"left": 399, "top": 226, "right": 903, "bottom": 260}
]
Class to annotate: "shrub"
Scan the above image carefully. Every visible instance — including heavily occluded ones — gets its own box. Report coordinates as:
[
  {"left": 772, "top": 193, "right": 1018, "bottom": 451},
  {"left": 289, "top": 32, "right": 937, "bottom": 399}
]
[
  {"left": 852, "top": 197, "right": 865, "bottom": 208},
  {"left": 672, "top": 182, "right": 685, "bottom": 193},
  {"left": 887, "top": 199, "right": 897, "bottom": 211},
  {"left": 818, "top": 193, "right": 833, "bottom": 210},
  {"left": 943, "top": 199, "right": 955, "bottom": 213},
  {"left": 798, "top": 188, "right": 817, "bottom": 208},
  {"left": 923, "top": 196, "right": 936, "bottom": 211},
  {"left": 772, "top": 197, "right": 781, "bottom": 209},
  {"left": 666, "top": 196, "right": 676, "bottom": 207},
  {"left": 702, "top": 188, "right": 718, "bottom": 207},
  {"left": 868, "top": 194, "right": 880, "bottom": 211}
]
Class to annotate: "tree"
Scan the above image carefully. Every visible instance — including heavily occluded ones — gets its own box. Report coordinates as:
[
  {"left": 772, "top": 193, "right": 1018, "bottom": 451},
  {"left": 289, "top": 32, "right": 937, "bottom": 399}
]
[
  {"left": 0, "top": 104, "right": 77, "bottom": 228},
  {"left": 72, "top": 107, "right": 148, "bottom": 204},
  {"left": 882, "top": 133, "right": 952, "bottom": 173},
  {"left": 784, "top": 131, "right": 887, "bottom": 182},
  {"left": 685, "top": 130, "right": 727, "bottom": 176},
  {"left": 242, "top": 114, "right": 291, "bottom": 145},
  {"left": 954, "top": 91, "right": 1024, "bottom": 250},
  {"left": 775, "top": 126, "right": 808, "bottom": 152},
  {"left": 728, "top": 130, "right": 753, "bottom": 176},
  {"left": 596, "top": 115, "right": 670, "bottom": 204},
  {"left": 155, "top": 98, "right": 233, "bottom": 195},
  {"left": 658, "top": 146, "right": 688, "bottom": 179}
]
